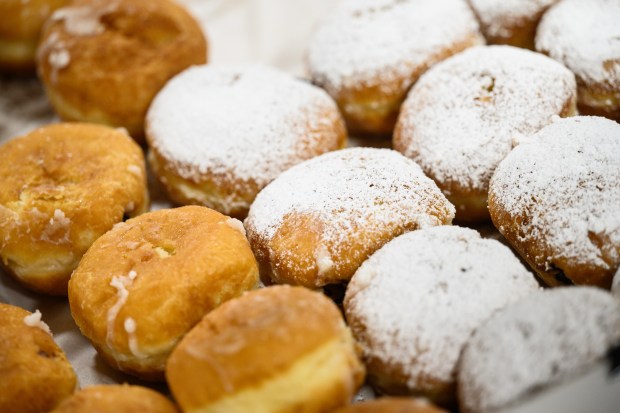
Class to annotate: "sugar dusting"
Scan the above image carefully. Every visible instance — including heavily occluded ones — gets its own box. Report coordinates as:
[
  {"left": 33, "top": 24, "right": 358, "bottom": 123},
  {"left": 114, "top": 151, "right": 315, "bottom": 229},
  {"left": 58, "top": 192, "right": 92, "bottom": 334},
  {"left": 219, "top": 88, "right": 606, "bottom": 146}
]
[
  {"left": 147, "top": 64, "right": 343, "bottom": 191},
  {"left": 536, "top": 0, "right": 620, "bottom": 88},
  {"left": 396, "top": 45, "right": 576, "bottom": 195},
  {"left": 344, "top": 226, "right": 539, "bottom": 394},
  {"left": 123, "top": 317, "right": 146, "bottom": 358},
  {"left": 459, "top": 287, "right": 620, "bottom": 413},
  {"left": 106, "top": 270, "right": 137, "bottom": 349},
  {"left": 489, "top": 116, "right": 620, "bottom": 272},
  {"left": 225, "top": 218, "right": 246, "bottom": 237},
  {"left": 469, "top": 0, "right": 559, "bottom": 39},
  {"left": 613, "top": 268, "right": 620, "bottom": 300},
  {"left": 307, "top": 0, "right": 483, "bottom": 96},
  {"left": 245, "top": 148, "right": 455, "bottom": 268},
  {"left": 23, "top": 309, "right": 53, "bottom": 336}
]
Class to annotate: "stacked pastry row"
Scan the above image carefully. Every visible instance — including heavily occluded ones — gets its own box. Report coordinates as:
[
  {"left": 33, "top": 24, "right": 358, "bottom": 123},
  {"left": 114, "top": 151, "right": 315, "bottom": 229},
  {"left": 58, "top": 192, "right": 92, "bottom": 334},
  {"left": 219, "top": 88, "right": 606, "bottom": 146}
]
[{"left": 1, "top": 0, "right": 620, "bottom": 413}]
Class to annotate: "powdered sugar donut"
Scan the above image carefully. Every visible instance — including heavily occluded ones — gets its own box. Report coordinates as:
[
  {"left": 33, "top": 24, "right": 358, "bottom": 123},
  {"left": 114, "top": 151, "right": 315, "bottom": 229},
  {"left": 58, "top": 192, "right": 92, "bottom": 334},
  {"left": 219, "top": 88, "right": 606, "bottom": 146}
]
[
  {"left": 458, "top": 287, "right": 620, "bottom": 413},
  {"left": 68, "top": 206, "right": 259, "bottom": 380},
  {"left": 307, "top": 0, "right": 483, "bottom": 136},
  {"left": 245, "top": 148, "right": 455, "bottom": 289},
  {"left": 468, "top": 0, "right": 560, "bottom": 49},
  {"left": 613, "top": 268, "right": 620, "bottom": 299},
  {"left": 147, "top": 64, "right": 346, "bottom": 218},
  {"left": 394, "top": 45, "right": 577, "bottom": 222},
  {"left": 489, "top": 116, "right": 620, "bottom": 288},
  {"left": 536, "top": 0, "right": 620, "bottom": 122},
  {"left": 344, "top": 226, "right": 539, "bottom": 405}
]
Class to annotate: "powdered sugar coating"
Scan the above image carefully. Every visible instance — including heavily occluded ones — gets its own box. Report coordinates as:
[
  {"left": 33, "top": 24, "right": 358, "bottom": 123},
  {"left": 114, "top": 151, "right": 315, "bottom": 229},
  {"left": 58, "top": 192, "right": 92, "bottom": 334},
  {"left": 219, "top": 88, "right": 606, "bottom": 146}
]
[
  {"left": 307, "top": 0, "right": 483, "bottom": 96},
  {"left": 613, "top": 268, "right": 620, "bottom": 299},
  {"left": 536, "top": 0, "right": 620, "bottom": 89},
  {"left": 469, "top": 0, "right": 559, "bottom": 39},
  {"left": 245, "top": 148, "right": 455, "bottom": 285},
  {"left": 395, "top": 45, "right": 576, "bottom": 196},
  {"left": 344, "top": 226, "right": 539, "bottom": 402},
  {"left": 489, "top": 116, "right": 620, "bottom": 285},
  {"left": 147, "top": 64, "right": 344, "bottom": 213},
  {"left": 458, "top": 287, "right": 620, "bottom": 413}
]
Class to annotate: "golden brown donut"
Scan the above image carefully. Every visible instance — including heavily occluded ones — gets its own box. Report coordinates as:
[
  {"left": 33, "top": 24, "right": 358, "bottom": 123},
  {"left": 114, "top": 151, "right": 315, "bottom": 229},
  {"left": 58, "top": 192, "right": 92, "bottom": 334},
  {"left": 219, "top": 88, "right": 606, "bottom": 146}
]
[
  {"left": 244, "top": 148, "right": 455, "bottom": 289},
  {"left": 467, "top": 0, "right": 560, "bottom": 49},
  {"left": 0, "top": 0, "right": 69, "bottom": 73},
  {"left": 536, "top": 0, "right": 620, "bottom": 122},
  {"left": 36, "top": 0, "right": 207, "bottom": 140},
  {"left": 0, "top": 303, "right": 77, "bottom": 413},
  {"left": 394, "top": 45, "right": 576, "bottom": 223},
  {"left": 50, "top": 384, "right": 179, "bottom": 413},
  {"left": 307, "top": 0, "right": 483, "bottom": 136},
  {"left": 146, "top": 64, "right": 346, "bottom": 218},
  {"left": 489, "top": 116, "right": 620, "bottom": 288},
  {"left": 166, "top": 285, "right": 365, "bottom": 413},
  {"left": 0, "top": 123, "right": 148, "bottom": 295},
  {"left": 69, "top": 205, "right": 259, "bottom": 381},
  {"left": 333, "top": 398, "right": 447, "bottom": 413}
]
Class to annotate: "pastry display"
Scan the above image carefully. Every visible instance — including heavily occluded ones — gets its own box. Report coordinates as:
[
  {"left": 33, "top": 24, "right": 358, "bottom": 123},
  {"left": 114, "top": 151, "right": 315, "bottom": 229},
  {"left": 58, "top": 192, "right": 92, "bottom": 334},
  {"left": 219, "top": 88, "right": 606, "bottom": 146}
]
[
  {"left": 489, "top": 116, "right": 620, "bottom": 288},
  {"left": 146, "top": 64, "right": 345, "bottom": 218},
  {"left": 468, "top": 0, "right": 560, "bottom": 49},
  {"left": 36, "top": 0, "right": 207, "bottom": 140},
  {"left": 344, "top": 226, "right": 539, "bottom": 405},
  {"left": 0, "top": 303, "right": 77, "bottom": 413},
  {"left": 245, "top": 147, "right": 455, "bottom": 289},
  {"left": 307, "top": 0, "right": 483, "bottom": 135},
  {"left": 0, "top": 123, "right": 148, "bottom": 295},
  {"left": 536, "top": 0, "right": 620, "bottom": 122},
  {"left": 166, "top": 285, "right": 365, "bottom": 413},
  {"left": 68, "top": 206, "right": 259, "bottom": 380},
  {"left": 458, "top": 287, "right": 620, "bottom": 413},
  {"left": 0, "top": 0, "right": 69, "bottom": 73},
  {"left": 394, "top": 45, "right": 576, "bottom": 222},
  {"left": 50, "top": 384, "right": 179, "bottom": 413}
]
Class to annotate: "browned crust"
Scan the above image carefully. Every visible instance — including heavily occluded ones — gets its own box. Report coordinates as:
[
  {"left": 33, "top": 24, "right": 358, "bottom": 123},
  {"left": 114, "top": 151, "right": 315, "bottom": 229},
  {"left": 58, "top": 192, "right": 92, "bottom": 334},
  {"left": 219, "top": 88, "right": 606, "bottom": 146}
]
[
  {"left": 0, "top": 122, "right": 148, "bottom": 295},
  {"left": 68, "top": 206, "right": 259, "bottom": 380},
  {"left": 333, "top": 398, "right": 448, "bottom": 413},
  {"left": 50, "top": 385, "right": 179, "bottom": 413},
  {"left": 166, "top": 285, "right": 365, "bottom": 410},
  {"left": 37, "top": 0, "right": 207, "bottom": 140},
  {"left": 0, "top": 303, "right": 77, "bottom": 413}
]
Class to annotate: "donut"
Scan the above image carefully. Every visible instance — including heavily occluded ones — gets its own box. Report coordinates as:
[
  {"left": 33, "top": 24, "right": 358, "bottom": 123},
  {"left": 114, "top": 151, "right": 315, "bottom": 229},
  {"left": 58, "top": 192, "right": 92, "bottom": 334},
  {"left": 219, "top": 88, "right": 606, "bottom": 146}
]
[
  {"left": 307, "top": 0, "right": 483, "bottom": 136},
  {"left": 458, "top": 287, "right": 620, "bottom": 413},
  {"left": 332, "top": 398, "right": 447, "bottom": 413},
  {"left": 0, "top": 123, "right": 148, "bottom": 295},
  {"left": 467, "top": 0, "right": 560, "bottom": 49},
  {"left": 146, "top": 64, "right": 346, "bottom": 218},
  {"left": 394, "top": 45, "right": 577, "bottom": 222},
  {"left": 536, "top": 0, "right": 620, "bottom": 122},
  {"left": 613, "top": 268, "right": 620, "bottom": 299},
  {"left": 50, "top": 385, "right": 179, "bottom": 413},
  {"left": 36, "top": 0, "right": 207, "bottom": 140},
  {"left": 68, "top": 205, "right": 259, "bottom": 380},
  {"left": 245, "top": 147, "right": 455, "bottom": 289},
  {"left": 344, "top": 226, "right": 539, "bottom": 406},
  {"left": 166, "top": 285, "right": 365, "bottom": 413},
  {"left": 488, "top": 116, "right": 620, "bottom": 288},
  {"left": 0, "top": 0, "right": 69, "bottom": 73},
  {"left": 0, "top": 304, "right": 77, "bottom": 413}
]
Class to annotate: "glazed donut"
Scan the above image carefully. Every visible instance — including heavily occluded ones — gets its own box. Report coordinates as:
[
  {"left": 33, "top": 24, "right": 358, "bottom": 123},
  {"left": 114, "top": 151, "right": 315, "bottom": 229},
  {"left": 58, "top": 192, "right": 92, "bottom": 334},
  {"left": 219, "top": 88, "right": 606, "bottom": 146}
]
[
  {"left": 50, "top": 385, "right": 179, "bottom": 413},
  {"left": 0, "top": 0, "right": 69, "bottom": 73},
  {"left": 307, "top": 0, "right": 483, "bottom": 136},
  {"left": 245, "top": 147, "right": 455, "bottom": 289},
  {"left": 0, "top": 123, "right": 148, "bottom": 295},
  {"left": 458, "top": 287, "right": 620, "bottom": 413},
  {"left": 146, "top": 64, "right": 346, "bottom": 218},
  {"left": 36, "top": 0, "right": 207, "bottom": 140},
  {"left": 467, "top": 0, "right": 560, "bottom": 49},
  {"left": 344, "top": 226, "right": 539, "bottom": 405},
  {"left": 394, "top": 45, "right": 577, "bottom": 222},
  {"left": 0, "top": 304, "right": 77, "bottom": 413},
  {"left": 333, "top": 398, "right": 447, "bottom": 413},
  {"left": 536, "top": 0, "right": 620, "bottom": 122},
  {"left": 68, "top": 205, "right": 259, "bottom": 380},
  {"left": 489, "top": 116, "right": 620, "bottom": 288},
  {"left": 166, "top": 285, "right": 365, "bottom": 413}
]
